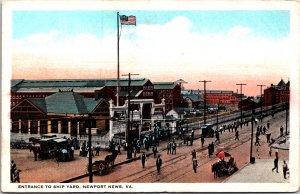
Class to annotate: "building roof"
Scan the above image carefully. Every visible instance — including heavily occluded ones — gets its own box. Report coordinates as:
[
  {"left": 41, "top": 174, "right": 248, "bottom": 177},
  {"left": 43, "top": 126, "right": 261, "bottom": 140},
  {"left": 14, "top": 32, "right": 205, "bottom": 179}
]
[
  {"left": 277, "top": 79, "right": 286, "bottom": 87},
  {"left": 183, "top": 94, "right": 203, "bottom": 102},
  {"left": 15, "top": 87, "right": 104, "bottom": 93},
  {"left": 175, "top": 79, "right": 188, "bottom": 84},
  {"left": 45, "top": 91, "right": 89, "bottom": 114},
  {"left": 182, "top": 90, "right": 233, "bottom": 94},
  {"left": 24, "top": 91, "right": 106, "bottom": 115},
  {"left": 11, "top": 78, "right": 150, "bottom": 92},
  {"left": 153, "top": 82, "right": 178, "bottom": 90},
  {"left": 118, "top": 90, "right": 143, "bottom": 98},
  {"left": 286, "top": 80, "right": 290, "bottom": 87}
]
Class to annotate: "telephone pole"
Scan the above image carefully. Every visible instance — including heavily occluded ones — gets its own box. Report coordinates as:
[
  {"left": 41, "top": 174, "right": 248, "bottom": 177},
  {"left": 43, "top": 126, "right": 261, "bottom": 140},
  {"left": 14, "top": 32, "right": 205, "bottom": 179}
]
[
  {"left": 122, "top": 73, "right": 139, "bottom": 159},
  {"left": 236, "top": 83, "right": 246, "bottom": 127},
  {"left": 199, "top": 80, "right": 212, "bottom": 125},
  {"left": 257, "top": 84, "right": 266, "bottom": 121}
]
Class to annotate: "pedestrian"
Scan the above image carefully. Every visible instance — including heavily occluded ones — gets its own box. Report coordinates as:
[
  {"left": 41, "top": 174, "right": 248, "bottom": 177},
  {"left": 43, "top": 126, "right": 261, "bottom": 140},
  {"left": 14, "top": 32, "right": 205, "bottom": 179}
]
[
  {"left": 95, "top": 143, "right": 100, "bottom": 156},
  {"left": 133, "top": 146, "right": 137, "bottom": 158},
  {"left": 267, "top": 121, "right": 270, "bottom": 129},
  {"left": 272, "top": 156, "right": 279, "bottom": 173},
  {"left": 152, "top": 146, "right": 158, "bottom": 158},
  {"left": 141, "top": 152, "right": 147, "bottom": 168},
  {"left": 190, "top": 135, "right": 194, "bottom": 146},
  {"left": 215, "top": 131, "right": 220, "bottom": 143},
  {"left": 280, "top": 126, "right": 284, "bottom": 136},
  {"left": 191, "top": 130, "right": 194, "bottom": 141},
  {"left": 201, "top": 135, "right": 205, "bottom": 148},
  {"left": 118, "top": 144, "right": 121, "bottom": 155},
  {"left": 211, "top": 142, "right": 214, "bottom": 153},
  {"left": 192, "top": 158, "right": 198, "bottom": 173},
  {"left": 192, "top": 149, "right": 196, "bottom": 159},
  {"left": 255, "top": 135, "right": 260, "bottom": 146},
  {"left": 11, "top": 160, "right": 17, "bottom": 182},
  {"left": 266, "top": 133, "right": 271, "bottom": 143},
  {"left": 263, "top": 126, "right": 267, "bottom": 135},
  {"left": 156, "top": 155, "right": 162, "bottom": 174},
  {"left": 208, "top": 144, "right": 211, "bottom": 158},
  {"left": 33, "top": 146, "right": 38, "bottom": 161},
  {"left": 167, "top": 141, "right": 171, "bottom": 154},
  {"left": 172, "top": 141, "right": 176, "bottom": 155},
  {"left": 282, "top": 160, "right": 288, "bottom": 179},
  {"left": 235, "top": 130, "right": 239, "bottom": 141}
]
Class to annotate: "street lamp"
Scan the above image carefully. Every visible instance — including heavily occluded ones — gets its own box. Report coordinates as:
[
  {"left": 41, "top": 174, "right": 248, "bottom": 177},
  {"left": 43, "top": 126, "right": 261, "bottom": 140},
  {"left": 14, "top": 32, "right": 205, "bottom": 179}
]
[
  {"left": 216, "top": 99, "right": 220, "bottom": 131},
  {"left": 286, "top": 102, "right": 289, "bottom": 135},
  {"left": 236, "top": 83, "right": 247, "bottom": 128},
  {"left": 122, "top": 73, "right": 139, "bottom": 159},
  {"left": 250, "top": 109, "right": 255, "bottom": 164},
  {"left": 199, "top": 80, "right": 212, "bottom": 125},
  {"left": 257, "top": 84, "right": 266, "bottom": 121},
  {"left": 87, "top": 116, "right": 93, "bottom": 182}
]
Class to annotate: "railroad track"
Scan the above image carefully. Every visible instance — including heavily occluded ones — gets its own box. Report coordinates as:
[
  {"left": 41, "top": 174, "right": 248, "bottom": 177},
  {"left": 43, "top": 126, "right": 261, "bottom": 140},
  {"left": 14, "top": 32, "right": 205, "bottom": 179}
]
[{"left": 61, "top": 109, "right": 287, "bottom": 183}]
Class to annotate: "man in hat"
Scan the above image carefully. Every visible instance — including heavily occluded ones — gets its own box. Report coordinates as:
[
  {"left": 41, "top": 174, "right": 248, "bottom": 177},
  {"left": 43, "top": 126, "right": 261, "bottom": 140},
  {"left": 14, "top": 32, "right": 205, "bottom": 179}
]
[
  {"left": 192, "top": 158, "right": 198, "bottom": 173},
  {"left": 141, "top": 152, "right": 147, "bottom": 168},
  {"left": 156, "top": 155, "right": 162, "bottom": 174}
]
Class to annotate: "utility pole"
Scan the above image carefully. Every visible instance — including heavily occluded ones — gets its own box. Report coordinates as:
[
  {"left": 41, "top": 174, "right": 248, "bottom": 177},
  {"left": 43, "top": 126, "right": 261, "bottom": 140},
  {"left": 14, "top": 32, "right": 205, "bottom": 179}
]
[
  {"left": 257, "top": 84, "right": 265, "bottom": 121},
  {"left": 117, "top": 12, "right": 120, "bottom": 106},
  {"left": 122, "top": 73, "right": 139, "bottom": 159},
  {"left": 88, "top": 116, "right": 93, "bottom": 182},
  {"left": 250, "top": 109, "right": 255, "bottom": 163},
  {"left": 199, "top": 80, "right": 211, "bottom": 125},
  {"left": 286, "top": 102, "right": 289, "bottom": 135},
  {"left": 216, "top": 99, "right": 220, "bottom": 131},
  {"left": 236, "top": 83, "right": 246, "bottom": 127}
]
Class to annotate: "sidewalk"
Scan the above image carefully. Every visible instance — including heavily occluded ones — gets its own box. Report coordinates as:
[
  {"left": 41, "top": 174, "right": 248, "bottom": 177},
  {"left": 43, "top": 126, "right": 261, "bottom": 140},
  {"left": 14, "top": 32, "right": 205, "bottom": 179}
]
[{"left": 224, "top": 159, "right": 289, "bottom": 183}]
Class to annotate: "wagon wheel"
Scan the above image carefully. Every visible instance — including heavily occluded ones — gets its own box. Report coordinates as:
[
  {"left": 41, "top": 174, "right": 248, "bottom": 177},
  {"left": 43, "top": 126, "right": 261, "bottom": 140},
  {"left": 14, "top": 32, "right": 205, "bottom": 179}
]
[{"left": 96, "top": 161, "right": 108, "bottom": 175}]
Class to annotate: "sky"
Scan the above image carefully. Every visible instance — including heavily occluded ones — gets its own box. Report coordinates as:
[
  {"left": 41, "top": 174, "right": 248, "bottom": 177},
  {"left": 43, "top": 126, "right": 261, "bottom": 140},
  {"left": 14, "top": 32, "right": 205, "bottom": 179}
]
[{"left": 12, "top": 10, "right": 290, "bottom": 96}]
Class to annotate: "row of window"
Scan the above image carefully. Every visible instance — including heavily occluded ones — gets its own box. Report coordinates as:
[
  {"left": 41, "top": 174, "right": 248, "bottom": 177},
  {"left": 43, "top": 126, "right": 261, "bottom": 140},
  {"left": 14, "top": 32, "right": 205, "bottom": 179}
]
[
  {"left": 12, "top": 94, "right": 47, "bottom": 99},
  {"left": 143, "top": 92, "right": 153, "bottom": 97},
  {"left": 143, "top": 86, "right": 153, "bottom": 90}
]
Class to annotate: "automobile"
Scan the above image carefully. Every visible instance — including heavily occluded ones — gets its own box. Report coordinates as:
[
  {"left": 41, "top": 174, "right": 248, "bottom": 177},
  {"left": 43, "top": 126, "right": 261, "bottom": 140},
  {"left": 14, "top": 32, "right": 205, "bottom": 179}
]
[{"left": 201, "top": 124, "right": 214, "bottom": 138}]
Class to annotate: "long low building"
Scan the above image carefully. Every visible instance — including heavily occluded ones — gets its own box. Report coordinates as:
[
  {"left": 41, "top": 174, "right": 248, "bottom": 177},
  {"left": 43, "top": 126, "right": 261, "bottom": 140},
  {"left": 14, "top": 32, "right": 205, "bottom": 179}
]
[
  {"left": 11, "top": 90, "right": 110, "bottom": 136},
  {"left": 11, "top": 78, "right": 182, "bottom": 112}
]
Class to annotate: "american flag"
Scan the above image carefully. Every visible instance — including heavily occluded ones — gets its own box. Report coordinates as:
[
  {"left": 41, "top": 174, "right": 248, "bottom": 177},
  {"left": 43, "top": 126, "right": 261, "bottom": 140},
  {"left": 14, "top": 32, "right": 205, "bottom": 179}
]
[{"left": 120, "top": 15, "right": 136, "bottom": 25}]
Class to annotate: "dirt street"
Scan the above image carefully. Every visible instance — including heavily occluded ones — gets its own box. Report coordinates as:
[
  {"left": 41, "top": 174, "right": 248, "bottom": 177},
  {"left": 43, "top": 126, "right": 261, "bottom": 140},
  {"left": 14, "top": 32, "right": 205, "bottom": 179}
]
[{"left": 11, "top": 111, "right": 289, "bottom": 183}]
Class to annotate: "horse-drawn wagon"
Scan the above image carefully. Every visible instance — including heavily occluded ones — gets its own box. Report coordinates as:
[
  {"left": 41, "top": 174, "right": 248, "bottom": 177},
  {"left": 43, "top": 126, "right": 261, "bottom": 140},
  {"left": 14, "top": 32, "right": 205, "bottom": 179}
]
[{"left": 88, "top": 150, "right": 118, "bottom": 175}]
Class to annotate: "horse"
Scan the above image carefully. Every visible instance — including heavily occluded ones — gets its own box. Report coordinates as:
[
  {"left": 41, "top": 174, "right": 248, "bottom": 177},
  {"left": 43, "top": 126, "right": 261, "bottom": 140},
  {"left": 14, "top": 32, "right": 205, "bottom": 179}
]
[
  {"left": 211, "top": 163, "right": 220, "bottom": 178},
  {"left": 104, "top": 150, "right": 118, "bottom": 167}
]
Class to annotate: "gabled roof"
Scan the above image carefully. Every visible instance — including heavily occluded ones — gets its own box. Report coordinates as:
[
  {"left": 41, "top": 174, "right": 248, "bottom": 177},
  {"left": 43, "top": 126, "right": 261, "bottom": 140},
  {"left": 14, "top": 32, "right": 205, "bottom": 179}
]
[
  {"left": 277, "top": 79, "right": 286, "bottom": 87},
  {"left": 153, "top": 82, "right": 178, "bottom": 90},
  {"left": 28, "top": 98, "right": 47, "bottom": 112},
  {"left": 45, "top": 91, "right": 89, "bottom": 114},
  {"left": 286, "top": 80, "right": 290, "bottom": 87},
  {"left": 84, "top": 98, "right": 106, "bottom": 113},
  {"left": 15, "top": 91, "right": 107, "bottom": 115}
]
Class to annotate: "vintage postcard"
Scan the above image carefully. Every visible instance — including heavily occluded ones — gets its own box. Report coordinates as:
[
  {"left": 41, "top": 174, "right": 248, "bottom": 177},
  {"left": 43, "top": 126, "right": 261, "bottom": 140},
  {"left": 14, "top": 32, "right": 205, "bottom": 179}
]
[{"left": 1, "top": 0, "right": 300, "bottom": 192}]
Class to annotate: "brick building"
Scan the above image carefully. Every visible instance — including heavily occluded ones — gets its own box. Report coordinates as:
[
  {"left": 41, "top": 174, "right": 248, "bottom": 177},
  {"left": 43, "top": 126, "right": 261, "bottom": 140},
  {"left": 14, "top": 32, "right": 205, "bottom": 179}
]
[
  {"left": 238, "top": 97, "right": 260, "bottom": 111},
  {"left": 263, "top": 79, "right": 290, "bottom": 106},
  {"left": 11, "top": 78, "right": 182, "bottom": 116},
  {"left": 11, "top": 91, "right": 110, "bottom": 136},
  {"left": 182, "top": 90, "right": 241, "bottom": 105},
  {"left": 11, "top": 78, "right": 154, "bottom": 107},
  {"left": 153, "top": 82, "right": 182, "bottom": 112}
]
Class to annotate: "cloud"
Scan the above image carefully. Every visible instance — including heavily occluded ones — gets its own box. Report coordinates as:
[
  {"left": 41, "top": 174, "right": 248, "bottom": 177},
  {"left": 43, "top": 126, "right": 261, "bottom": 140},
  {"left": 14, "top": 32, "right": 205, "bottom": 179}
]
[
  {"left": 12, "top": 16, "right": 290, "bottom": 90},
  {"left": 227, "top": 25, "right": 252, "bottom": 37}
]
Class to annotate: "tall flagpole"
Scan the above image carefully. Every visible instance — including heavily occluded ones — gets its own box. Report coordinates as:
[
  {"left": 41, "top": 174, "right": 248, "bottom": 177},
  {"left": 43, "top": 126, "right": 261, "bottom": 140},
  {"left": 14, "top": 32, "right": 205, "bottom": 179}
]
[{"left": 117, "top": 12, "right": 120, "bottom": 106}]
